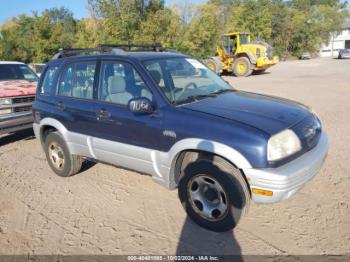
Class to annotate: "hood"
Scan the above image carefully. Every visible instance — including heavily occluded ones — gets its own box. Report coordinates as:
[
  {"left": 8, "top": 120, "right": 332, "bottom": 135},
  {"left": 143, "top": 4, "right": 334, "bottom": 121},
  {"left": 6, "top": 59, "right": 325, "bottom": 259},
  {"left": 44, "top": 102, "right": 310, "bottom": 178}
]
[
  {"left": 0, "top": 80, "right": 37, "bottom": 98},
  {"left": 182, "top": 91, "right": 310, "bottom": 135}
]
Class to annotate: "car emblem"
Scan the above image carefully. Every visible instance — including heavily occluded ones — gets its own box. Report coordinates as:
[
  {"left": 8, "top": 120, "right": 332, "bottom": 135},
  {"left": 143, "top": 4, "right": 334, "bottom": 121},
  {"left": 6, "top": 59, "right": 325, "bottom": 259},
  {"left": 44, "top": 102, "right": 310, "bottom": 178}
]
[{"left": 163, "top": 130, "right": 176, "bottom": 139}]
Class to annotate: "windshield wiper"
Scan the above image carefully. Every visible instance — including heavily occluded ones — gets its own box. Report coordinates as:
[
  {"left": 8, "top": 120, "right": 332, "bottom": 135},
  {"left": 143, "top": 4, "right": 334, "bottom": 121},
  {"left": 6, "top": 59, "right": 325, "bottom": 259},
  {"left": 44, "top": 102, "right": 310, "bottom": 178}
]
[
  {"left": 212, "top": 89, "right": 235, "bottom": 95},
  {"left": 174, "top": 93, "right": 216, "bottom": 105}
]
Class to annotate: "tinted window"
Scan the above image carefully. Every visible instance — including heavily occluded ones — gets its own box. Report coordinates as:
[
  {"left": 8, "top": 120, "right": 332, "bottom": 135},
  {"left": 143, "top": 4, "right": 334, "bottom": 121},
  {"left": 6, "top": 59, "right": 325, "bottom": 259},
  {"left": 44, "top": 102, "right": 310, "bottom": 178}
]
[
  {"left": 40, "top": 66, "right": 59, "bottom": 94},
  {"left": 98, "top": 61, "right": 152, "bottom": 106},
  {"left": 0, "top": 64, "right": 38, "bottom": 81},
  {"left": 58, "top": 61, "right": 96, "bottom": 99}
]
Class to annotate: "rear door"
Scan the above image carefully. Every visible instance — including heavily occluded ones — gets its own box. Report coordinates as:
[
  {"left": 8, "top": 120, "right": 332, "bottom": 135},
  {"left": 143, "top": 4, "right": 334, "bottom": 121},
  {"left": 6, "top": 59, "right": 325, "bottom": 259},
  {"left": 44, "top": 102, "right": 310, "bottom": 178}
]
[{"left": 52, "top": 60, "right": 99, "bottom": 156}]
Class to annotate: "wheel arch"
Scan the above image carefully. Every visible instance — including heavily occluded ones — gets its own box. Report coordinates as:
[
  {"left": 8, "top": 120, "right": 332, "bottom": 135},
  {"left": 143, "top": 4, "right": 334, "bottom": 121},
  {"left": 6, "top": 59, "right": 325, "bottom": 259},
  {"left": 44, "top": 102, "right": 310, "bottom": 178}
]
[
  {"left": 166, "top": 139, "right": 252, "bottom": 189},
  {"left": 172, "top": 149, "right": 251, "bottom": 193},
  {"left": 235, "top": 51, "right": 256, "bottom": 65},
  {"left": 37, "top": 118, "right": 69, "bottom": 144}
]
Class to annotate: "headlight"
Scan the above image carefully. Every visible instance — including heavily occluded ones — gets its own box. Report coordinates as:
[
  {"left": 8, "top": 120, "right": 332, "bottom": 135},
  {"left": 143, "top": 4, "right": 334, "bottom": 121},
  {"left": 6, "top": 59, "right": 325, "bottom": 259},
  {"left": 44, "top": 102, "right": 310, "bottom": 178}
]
[
  {"left": 267, "top": 129, "right": 302, "bottom": 161},
  {"left": 0, "top": 98, "right": 12, "bottom": 105}
]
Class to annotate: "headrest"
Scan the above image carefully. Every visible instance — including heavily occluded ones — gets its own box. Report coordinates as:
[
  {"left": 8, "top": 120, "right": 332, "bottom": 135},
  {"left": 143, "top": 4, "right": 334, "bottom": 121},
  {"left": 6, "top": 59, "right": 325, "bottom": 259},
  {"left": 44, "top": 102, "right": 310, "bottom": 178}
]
[
  {"left": 108, "top": 76, "right": 126, "bottom": 94},
  {"left": 149, "top": 70, "right": 161, "bottom": 85}
]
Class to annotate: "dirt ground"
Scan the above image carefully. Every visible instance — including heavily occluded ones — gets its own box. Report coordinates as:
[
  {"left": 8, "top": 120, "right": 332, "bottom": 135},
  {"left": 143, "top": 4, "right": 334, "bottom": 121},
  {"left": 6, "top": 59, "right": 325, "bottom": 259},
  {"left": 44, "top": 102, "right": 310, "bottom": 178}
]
[{"left": 0, "top": 58, "right": 349, "bottom": 256}]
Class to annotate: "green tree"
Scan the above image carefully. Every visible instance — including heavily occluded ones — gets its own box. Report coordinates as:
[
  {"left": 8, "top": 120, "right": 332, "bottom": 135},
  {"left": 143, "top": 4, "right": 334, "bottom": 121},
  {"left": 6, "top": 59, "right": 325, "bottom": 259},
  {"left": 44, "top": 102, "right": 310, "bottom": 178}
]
[
  {"left": 0, "top": 20, "right": 21, "bottom": 61},
  {"left": 180, "top": 3, "right": 225, "bottom": 58},
  {"left": 225, "top": 0, "right": 272, "bottom": 41}
]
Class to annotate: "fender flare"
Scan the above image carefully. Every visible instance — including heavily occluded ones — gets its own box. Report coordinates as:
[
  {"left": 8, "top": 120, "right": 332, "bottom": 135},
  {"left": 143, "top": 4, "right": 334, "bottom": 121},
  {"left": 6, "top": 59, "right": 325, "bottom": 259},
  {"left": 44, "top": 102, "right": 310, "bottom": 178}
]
[
  {"left": 165, "top": 138, "right": 252, "bottom": 188},
  {"left": 37, "top": 117, "right": 69, "bottom": 141}
]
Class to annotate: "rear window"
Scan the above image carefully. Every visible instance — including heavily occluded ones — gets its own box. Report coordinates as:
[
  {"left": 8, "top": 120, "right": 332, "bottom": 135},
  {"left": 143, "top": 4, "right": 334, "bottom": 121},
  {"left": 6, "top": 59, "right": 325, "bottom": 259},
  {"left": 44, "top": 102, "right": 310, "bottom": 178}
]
[
  {"left": 0, "top": 64, "right": 38, "bottom": 81},
  {"left": 40, "top": 66, "right": 59, "bottom": 95}
]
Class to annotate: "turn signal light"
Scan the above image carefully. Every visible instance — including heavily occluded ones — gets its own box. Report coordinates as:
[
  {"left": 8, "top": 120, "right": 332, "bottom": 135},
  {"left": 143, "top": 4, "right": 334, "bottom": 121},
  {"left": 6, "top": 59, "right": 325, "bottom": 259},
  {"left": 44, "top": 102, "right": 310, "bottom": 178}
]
[{"left": 252, "top": 188, "right": 273, "bottom": 196}]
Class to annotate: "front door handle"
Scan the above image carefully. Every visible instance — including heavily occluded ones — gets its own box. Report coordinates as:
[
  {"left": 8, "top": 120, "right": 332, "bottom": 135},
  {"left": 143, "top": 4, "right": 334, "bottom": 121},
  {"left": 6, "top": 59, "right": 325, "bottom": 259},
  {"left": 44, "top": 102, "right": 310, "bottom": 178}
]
[
  {"left": 56, "top": 102, "right": 65, "bottom": 110},
  {"left": 96, "top": 109, "right": 111, "bottom": 119}
]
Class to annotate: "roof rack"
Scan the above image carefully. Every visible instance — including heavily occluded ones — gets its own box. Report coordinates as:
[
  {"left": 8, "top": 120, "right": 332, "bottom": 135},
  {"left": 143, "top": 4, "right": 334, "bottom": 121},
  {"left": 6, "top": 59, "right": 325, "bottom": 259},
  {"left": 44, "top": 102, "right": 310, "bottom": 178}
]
[
  {"left": 52, "top": 48, "right": 101, "bottom": 59},
  {"left": 52, "top": 43, "right": 177, "bottom": 60},
  {"left": 99, "top": 44, "right": 164, "bottom": 52},
  {"left": 51, "top": 47, "right": 128, "bottom": 60}
]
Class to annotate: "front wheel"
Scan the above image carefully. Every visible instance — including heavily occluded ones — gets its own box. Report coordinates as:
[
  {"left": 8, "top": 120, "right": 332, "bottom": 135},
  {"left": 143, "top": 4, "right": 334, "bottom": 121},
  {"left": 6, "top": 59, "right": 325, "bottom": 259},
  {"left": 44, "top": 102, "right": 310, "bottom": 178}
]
[
  {"left": 178, "top": 156, "right": 250, "bottom": 232},
  {"left": 233, "top": 57, "right": 253, "bottom": 77}
]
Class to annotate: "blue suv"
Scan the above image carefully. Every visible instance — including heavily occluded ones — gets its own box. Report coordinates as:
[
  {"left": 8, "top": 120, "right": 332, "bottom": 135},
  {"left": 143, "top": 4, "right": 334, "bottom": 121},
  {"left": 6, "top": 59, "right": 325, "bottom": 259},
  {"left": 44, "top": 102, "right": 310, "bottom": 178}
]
[{"left": 32, "top": 46, "right": 329, "bottom": 232}]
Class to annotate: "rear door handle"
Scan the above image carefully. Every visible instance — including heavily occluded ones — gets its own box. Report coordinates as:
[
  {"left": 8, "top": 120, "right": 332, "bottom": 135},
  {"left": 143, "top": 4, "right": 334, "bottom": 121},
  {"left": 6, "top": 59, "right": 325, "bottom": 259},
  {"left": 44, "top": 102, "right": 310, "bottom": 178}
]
[
  {"left": 56, "top": 102, "right": 65, "bottom": 110},
  {"left": 96, "top": 109, "right": 111, "bottom": 119}
]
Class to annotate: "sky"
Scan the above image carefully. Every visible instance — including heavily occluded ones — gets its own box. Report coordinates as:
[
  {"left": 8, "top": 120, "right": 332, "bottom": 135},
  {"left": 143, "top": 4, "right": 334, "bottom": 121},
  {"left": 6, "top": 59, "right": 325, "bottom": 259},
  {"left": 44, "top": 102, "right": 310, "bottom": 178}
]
[{"left": 0, "top": 0, "right": 206, "bottom": 25}]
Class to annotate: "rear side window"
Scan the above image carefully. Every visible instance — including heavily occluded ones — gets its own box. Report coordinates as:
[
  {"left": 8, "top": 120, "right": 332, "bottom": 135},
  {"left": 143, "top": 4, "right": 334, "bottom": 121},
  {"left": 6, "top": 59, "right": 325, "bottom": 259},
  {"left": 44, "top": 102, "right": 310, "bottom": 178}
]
[
  {"left": 58, "top": 61, "right": 97, "bottom": 99},
  {"left": 40, "top": 66, "right": 59, "bottom": 94}
]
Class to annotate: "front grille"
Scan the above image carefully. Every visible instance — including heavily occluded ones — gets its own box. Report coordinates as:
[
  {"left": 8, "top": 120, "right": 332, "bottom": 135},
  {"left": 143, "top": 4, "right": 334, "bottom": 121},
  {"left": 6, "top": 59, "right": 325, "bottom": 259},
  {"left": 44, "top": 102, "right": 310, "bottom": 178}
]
[
  {"left": 14, "top": 106, "right": 32, "bottom": 113},
  {"left": 12, "top": 96, "right": 35, "bottom": 104}
]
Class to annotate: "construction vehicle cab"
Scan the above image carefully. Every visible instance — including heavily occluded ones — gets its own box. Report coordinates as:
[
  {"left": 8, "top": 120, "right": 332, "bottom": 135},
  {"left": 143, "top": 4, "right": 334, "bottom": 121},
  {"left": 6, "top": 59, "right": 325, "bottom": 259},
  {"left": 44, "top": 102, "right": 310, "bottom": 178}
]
[{"left": 207, "top": 32, "right": 279, "bottom": 77}]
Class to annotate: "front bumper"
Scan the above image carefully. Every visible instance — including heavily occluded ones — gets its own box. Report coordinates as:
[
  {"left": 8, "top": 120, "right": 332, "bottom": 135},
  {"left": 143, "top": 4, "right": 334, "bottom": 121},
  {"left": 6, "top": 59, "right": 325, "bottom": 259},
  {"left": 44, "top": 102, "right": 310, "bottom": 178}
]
[
  {"left": 256, "top": 56, "right": 279, "bottom": 69},
  {"left": 243, "top": 132, "right": 329, "bottom": 204},
  {"left": 0, "top": 112, "right": 33, "bottom": 135}
]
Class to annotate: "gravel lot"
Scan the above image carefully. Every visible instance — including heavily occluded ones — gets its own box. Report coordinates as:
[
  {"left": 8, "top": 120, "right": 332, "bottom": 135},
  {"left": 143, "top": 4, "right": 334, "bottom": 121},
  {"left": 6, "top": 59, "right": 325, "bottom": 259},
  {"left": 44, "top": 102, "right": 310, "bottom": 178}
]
[{"left": 0, "top": 58, "right": 349, "bottom": 256}]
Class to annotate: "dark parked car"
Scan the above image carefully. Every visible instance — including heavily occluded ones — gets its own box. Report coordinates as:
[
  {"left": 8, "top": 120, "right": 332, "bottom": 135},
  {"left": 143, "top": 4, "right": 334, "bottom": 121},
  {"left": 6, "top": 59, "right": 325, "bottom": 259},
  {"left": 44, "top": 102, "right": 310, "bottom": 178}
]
[
  {"left": 338, "top": 49, "right": 350, "bottom": 59},
  {"left": 32, "top": 46, "right": 329, "bottom": 232}
]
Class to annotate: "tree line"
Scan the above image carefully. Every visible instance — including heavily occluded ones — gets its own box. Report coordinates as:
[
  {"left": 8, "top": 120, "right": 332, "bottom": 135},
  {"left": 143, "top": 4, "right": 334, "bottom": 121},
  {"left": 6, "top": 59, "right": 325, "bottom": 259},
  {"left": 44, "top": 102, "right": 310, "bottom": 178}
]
[{"left": 0, "top": 0, "right": 348, "bottom": 63}]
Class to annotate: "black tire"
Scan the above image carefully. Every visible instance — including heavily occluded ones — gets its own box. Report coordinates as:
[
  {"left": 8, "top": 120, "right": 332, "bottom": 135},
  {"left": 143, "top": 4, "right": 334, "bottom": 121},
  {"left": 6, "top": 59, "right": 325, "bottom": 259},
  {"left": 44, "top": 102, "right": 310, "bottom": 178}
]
[
  {"left": 232, "top": 57, "right": 253, "bottom": 77},
  {"left": 178, "top": 155, "right": 250, "bottom": 232},
  {"left": 207, "top": 57, "right": 222, "bottom": 75},
  {"left": 253, "top": 69, "right": 266, "bottom": 75},
  {"left": 44, "top": 131, "right": 82, "bottom": 177}
]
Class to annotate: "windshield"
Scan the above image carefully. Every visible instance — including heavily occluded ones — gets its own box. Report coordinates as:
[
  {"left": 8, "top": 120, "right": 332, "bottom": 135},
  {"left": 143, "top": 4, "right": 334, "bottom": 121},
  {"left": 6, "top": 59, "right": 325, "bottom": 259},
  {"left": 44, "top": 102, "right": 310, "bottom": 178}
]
[
  {"left": 144, "top": 57, "right": 233, "bottom": 105},
  {"left": 0, "top": 64, "right": 39, "bottom": 81}
]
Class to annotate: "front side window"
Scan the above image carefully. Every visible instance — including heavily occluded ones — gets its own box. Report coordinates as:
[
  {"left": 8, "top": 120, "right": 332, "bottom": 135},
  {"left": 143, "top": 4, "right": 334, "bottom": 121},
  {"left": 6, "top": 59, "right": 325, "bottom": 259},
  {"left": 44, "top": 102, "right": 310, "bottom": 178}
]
[
  {"left": 58, "top": 61, "right": 96, "bottom": 99},
  {"left": 144, "top": 58, "right": 233, "bottom": 105},
  {"left": 98, "top": 61, "right": 152, "bottom": 106},
  {"left": 0, "top": 64, "right": 38, "bottom": 81}
]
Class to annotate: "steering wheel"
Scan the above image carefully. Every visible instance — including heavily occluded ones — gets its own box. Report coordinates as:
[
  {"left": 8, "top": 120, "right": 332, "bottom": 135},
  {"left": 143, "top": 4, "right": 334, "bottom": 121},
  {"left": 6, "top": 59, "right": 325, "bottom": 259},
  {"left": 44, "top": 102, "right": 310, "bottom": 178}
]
[
  {"left": 175, "top": 82, "right": 198, "bottom": 99},
  {"left": 184, "top": 82, "right": 198, "bottom": 90}
]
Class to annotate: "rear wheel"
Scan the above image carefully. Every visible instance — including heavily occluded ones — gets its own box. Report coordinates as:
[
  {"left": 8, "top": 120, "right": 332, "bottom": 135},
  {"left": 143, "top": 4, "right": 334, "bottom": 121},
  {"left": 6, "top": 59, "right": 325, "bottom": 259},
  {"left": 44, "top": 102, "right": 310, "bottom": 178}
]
[
  {"left": 178, "top": 155, "right": 250, "bottom": 232},
  {"left": 44, "top": 132, "right": 82, "bottom": 177},
  {"left": 207, "top": 57, "right": 222, "bottom": 75},
  {"left": 233, "top": 57, "right": 253, "bottom": 77}
]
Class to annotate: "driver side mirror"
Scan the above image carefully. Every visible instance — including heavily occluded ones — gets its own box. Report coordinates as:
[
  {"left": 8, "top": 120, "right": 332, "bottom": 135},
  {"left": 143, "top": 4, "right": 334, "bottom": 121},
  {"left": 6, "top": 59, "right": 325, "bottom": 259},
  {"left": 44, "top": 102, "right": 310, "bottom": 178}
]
[{"left": 128, "top": 97, "right": 154, "bottom": 115}]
